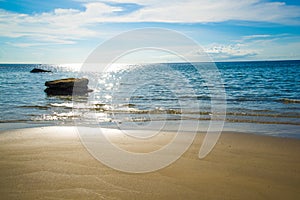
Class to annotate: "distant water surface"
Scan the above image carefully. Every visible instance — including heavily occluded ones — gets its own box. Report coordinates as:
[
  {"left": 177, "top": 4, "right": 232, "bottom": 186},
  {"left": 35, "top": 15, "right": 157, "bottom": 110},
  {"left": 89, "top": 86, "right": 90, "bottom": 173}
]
[{"left": 0, "top": 61, "right": 299, "bottom": 137}]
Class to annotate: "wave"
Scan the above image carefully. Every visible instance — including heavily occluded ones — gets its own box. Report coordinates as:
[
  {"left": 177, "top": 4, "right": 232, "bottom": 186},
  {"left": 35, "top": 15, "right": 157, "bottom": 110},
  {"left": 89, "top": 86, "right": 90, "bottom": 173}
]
[
  {"left": 224, "top": 118, "right": 300, "bottom": 126},
  {"left": 2, "top": 116, "right": 299, "bottom": 126},
  {"left": 0, "top": 119, "right": 28, "bottom": 123},
  {"left": 20, "top": 102, "right": 300, "bottom": 118},
  {"left": 277, "top": 98, "right": 300, "bottom": 104},
  {"left": 18, "top": 105, "right": 49, "bottom": 110},
  {"left": 225, "top": 112, "right": 300, "bottom": 118},
  {"left": 50, "top": 103, "right": 74, "bottom": 108},
  {"left": 31, "top": 112, "right": 81, "bottom": 121}
]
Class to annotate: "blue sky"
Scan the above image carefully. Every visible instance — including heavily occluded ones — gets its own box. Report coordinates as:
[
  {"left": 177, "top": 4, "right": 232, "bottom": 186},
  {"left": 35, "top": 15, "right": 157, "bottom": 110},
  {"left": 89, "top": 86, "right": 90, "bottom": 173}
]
[{"left": 0, "top": 0, "right": 300, "bottom": 63}]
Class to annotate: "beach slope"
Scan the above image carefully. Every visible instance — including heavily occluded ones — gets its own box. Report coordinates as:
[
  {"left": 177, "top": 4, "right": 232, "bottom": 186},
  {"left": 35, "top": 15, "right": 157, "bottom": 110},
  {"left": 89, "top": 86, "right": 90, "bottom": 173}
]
[{"left": 0, "top": 126, "right": 299, "bottom": 199}]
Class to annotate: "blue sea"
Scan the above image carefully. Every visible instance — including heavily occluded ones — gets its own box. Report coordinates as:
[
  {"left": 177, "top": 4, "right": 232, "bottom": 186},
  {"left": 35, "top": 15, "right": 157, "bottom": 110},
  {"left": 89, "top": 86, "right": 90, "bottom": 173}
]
[{"left": 0, "top": 61, "right": 299, "bottom": 138}]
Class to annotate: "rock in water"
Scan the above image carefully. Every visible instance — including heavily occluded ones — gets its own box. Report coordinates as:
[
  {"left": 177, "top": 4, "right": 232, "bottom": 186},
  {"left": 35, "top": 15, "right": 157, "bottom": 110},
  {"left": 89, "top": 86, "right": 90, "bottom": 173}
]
[
  {"left": 44, "top": 78, "right": 93, "bottom": 95},
  {"left": 30, "top": 68, "right": 51, "bottom": 73},
  {"left": 45, "top": 78, "right": 88, "bottom": 88}
]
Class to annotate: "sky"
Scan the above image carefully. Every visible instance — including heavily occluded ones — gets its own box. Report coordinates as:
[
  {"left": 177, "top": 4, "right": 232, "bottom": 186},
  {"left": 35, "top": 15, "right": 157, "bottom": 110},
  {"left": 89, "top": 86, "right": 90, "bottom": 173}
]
[{"left": 0, "top": 0, "right": 300, "bottom": 63}]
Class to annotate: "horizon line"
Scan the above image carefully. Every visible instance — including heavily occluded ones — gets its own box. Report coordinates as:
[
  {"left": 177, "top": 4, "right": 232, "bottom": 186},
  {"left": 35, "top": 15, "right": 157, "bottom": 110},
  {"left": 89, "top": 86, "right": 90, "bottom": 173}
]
[{"left": 0, "top": 59, "right": 299, "bottom": 65}]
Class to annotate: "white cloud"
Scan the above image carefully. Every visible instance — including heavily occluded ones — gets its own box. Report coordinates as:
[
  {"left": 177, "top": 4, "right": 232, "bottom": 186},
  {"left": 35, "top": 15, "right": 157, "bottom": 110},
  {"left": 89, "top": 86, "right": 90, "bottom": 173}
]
[
  {"left": 242, "top": 35, "right": 272, "bottom": 40},
  {"left": 101, "top": 0, "right": 300, "bottom": 24},
  {"left": 0, "top": 1, "right": 299, "bottom": 44},
  {"left": 0, "top": 2, "right": 124, "bottom": 45},
  {"left": 204, "top": 33, "right": 300, "bottom": 61},
  {"left": 0, "top": 0, "right": 299, "bottom": 63},
  {"left": 205, "top": 43, "right": 258, "bottom": 60}
]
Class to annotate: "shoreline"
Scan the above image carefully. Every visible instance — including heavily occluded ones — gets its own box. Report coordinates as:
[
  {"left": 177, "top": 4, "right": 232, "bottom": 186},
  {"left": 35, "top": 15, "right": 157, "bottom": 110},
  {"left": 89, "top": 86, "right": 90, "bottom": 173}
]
[
  {"left": 1, "top": 121, "right": 300, "bottom": 139},
  {"left": 0, "top": 126, "right": 299, "bottom": 199}
]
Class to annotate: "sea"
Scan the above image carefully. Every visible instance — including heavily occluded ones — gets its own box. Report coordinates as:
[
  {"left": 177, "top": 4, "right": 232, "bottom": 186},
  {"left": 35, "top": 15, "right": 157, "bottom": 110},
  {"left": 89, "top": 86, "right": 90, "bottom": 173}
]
[{"left": 0, "top": 60, "right": 299, "bottom": 138}]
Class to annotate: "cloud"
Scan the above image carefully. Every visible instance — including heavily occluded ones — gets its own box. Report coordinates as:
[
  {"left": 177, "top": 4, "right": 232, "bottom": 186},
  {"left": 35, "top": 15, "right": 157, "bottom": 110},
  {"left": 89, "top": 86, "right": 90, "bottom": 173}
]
[
  {"left": 204, "top": 33, "right": 300, "bottom": 61},
  {"left": 242, "top": 35, "right": 272, "bottom": 40},
  {"left": 98, "top": 0, "right": 300, "bottom": 24},
  {"left": 6, "top": 39, "right": 76, "bottom": 48},
  {"left": 0, "top": 0, "right": 300, "bottom": 47},
  {"left": 205, "top": 43, "right": 258, "bottom": 60},
  {"left": 0, "top": 2, "right": 124, "bottom": 45}
]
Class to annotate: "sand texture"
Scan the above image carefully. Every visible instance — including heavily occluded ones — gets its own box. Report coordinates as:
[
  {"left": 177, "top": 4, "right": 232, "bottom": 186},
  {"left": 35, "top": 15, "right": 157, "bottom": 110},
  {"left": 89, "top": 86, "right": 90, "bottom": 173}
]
[{"left": 0, "top": 126, "right": 299, "bottom": 199}]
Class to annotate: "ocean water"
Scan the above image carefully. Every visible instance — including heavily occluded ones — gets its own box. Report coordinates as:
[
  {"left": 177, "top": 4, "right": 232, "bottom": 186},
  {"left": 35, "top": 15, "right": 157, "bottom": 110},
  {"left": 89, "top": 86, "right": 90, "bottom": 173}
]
[{"left": 0, "top": 61, "right": 299, "bottom": 137}]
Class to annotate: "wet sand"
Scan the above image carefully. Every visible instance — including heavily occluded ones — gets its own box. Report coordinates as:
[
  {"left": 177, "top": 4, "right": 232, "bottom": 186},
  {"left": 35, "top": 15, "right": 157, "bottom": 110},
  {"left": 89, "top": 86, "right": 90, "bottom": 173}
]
[{"left": 0, "top": 126, "right": 299, "bottom": 199}]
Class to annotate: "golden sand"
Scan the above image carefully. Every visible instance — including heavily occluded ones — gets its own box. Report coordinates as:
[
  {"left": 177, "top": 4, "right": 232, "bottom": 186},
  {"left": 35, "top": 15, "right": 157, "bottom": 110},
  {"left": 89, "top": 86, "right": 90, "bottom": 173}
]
[{"left": 0, "top": 126, "right": 299, "bottom": 199}]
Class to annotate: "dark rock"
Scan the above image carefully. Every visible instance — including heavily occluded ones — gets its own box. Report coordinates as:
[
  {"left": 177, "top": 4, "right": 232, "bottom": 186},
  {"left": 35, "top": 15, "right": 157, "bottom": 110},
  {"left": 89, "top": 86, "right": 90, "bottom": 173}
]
[
  {"left": 44, "top": 78, "right": 93, "bottom": 96},
  {"left": 30, "top": 68, "right": 51, "bottom": 73},
  {"left": 45, "top": 78, "right": 88, "bottom": 88}
]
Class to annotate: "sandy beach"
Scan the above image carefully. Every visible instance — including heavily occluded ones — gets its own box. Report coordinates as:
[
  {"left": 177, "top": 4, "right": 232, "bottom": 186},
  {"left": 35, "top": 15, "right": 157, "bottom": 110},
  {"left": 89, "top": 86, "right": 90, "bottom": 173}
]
[{"left": 0, "top": 126, "right": 299, "bottom": 200}]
